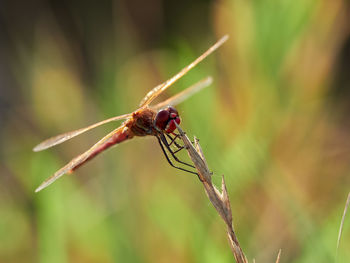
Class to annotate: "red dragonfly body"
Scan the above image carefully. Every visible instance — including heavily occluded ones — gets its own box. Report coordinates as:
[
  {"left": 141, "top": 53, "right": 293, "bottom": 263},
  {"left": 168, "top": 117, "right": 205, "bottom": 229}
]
[
  {"left": 34, "top": 35, "right": 228, "bottom": 192},
  {"left": 71, "top": 106, "right": 180, "bottom": 171}
]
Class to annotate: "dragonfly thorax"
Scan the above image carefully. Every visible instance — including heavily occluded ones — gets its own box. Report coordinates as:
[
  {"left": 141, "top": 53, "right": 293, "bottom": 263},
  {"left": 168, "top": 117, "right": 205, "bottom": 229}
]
[
  {"left": 126, "top": 108, "right": 156, "bottom": 136},
  {"left": 154, "top": 106, "right": 181, "bottom": 133}
]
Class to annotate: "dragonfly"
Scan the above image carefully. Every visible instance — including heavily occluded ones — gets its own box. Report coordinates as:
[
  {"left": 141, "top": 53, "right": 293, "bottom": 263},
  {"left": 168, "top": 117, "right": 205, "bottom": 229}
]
[{"left": 34, "top": 35, "right": 228, "bottom": 192}]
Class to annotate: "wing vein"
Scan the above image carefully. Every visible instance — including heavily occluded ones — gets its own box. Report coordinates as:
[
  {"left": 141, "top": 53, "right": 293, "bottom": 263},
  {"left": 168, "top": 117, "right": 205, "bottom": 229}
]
[
  {"left": 33, "top": 113, "right": 131, "bottom": 151},
  {"left": 35, "top": 126, "right": 128, "bottom": 192},
  {"left": 152, "top": 76, "right": 213, "bottom": 110},
  {"left": 139, "top": 35, "right": 228, "bottom": 107}
]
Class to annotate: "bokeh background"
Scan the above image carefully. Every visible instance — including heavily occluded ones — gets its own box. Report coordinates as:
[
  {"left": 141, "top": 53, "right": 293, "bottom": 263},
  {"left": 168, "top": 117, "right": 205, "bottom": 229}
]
[{"left": 1, "top": 0, "right": 350, "bottom": 262}]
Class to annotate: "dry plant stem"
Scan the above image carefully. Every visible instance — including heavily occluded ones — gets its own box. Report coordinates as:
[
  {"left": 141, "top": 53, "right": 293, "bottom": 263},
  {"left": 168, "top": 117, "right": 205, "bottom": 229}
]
[
  {"left": 275, "top": 249, "right": 282, "bottom": 263},
  {"left": 336, "top": 191, "right": 350, "bottom": 260},
  {"left": 175, "top": 123, "right": 248, "bottom": 263}
]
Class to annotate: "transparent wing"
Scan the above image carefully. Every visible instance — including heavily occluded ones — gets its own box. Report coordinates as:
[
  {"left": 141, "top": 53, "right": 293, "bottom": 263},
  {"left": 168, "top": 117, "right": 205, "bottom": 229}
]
[
  {"left": 139, "top": 35, "right": 228, "bottom": 107},
  {"left": 33, "top": 113, "right": 131, "bottom": 152},
  {"left": 35, "top": 125, "right": 129, "bottom": 192},
  {"left": 152, "top": 76, "right": 213, "bottom": 110}
]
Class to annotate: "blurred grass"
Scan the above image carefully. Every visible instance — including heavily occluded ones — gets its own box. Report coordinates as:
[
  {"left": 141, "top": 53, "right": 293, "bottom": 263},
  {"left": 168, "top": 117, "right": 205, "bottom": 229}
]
[{"left": 1, "top": 0, "right": 350, "bottom": 262}]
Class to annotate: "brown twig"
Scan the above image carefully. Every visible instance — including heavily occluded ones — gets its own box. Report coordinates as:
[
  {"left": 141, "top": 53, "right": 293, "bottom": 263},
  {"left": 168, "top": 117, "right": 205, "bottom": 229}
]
[
  {"left": 175, "top": 123, "right": 248, "bottom": 263},
  {"left": 175, "top": 123, "right": 283, "bottom": 263}
]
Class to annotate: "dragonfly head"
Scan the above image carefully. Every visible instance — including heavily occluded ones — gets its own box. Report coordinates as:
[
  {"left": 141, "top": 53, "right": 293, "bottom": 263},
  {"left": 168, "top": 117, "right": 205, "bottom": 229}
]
[{"left": 154, "top": 106, "right": 181, "bottom": 133}]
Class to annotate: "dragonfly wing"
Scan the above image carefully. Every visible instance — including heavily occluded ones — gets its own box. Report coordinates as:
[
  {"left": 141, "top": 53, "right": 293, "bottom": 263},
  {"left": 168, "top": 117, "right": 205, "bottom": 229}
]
[
  {"left": 139, "top": 35, "right": 228, "bottom": 107},
  {"left": 152, "top": 76, "right": 212, "bottom": 110},
  {"left": 33, "top": 113, "right": 131, "bottom": 152},
  {"left": 35, "top": 125, "right": 132, "bottom": 192}
]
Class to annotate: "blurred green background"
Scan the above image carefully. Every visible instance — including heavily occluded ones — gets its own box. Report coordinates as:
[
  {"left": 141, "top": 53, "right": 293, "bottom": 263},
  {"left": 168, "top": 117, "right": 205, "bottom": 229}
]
[{"left": 1, "top": 0, "right": 350, "bottom": 262}]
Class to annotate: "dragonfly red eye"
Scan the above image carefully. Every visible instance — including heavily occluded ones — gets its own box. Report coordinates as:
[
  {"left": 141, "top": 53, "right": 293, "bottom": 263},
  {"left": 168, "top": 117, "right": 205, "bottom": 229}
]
[
  {"left": 155, "top": 106, "right": 180, "bottom": 132},
  {"left": 165, "top": 117, "right": 181, "bottom": 133},
  {"left": 155, "top": 109, "right": 170, "bottom": 130},
  {"left": 168, "top": 106, "right": 178, "bottom": 116}
]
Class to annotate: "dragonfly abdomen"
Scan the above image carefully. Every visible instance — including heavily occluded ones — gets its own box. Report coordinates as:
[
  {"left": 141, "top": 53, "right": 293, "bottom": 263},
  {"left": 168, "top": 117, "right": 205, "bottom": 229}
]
[{"left": 71, "top": 126, "right": 133, "bottom": 172}]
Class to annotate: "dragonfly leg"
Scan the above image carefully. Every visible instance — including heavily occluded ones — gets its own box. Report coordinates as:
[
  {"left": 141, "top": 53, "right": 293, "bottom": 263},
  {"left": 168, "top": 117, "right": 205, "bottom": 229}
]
[
  {"left": 166, "top": 133, "right": 182, "bottom": 148},
  {"left": 156, "top": 135, "right": 198, "bottom": 175},
  {"left": 166, "top": 133, "right": 196, "bottom": 154},
  {"left": 166, "top": 134, "right": 187, "bottom": 154},
  {"left": 173, "top": 146, "right": 185, "bottom": 154},
  {"left": 160, "top": 134, "right": 195, "bottom": 169},
  {"left": 166, "top": 133, "right": 209, "bottom": 182},
  {"left": 170, "top": 132, "right": 195, "bottom": 145}
]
